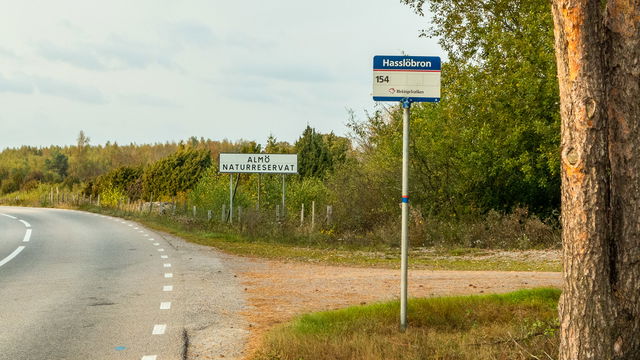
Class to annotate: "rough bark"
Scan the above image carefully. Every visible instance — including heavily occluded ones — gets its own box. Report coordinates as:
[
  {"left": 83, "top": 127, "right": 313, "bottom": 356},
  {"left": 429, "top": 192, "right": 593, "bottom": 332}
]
[{"left": 552, "top": 0, "right": 640, "bottom": 359}]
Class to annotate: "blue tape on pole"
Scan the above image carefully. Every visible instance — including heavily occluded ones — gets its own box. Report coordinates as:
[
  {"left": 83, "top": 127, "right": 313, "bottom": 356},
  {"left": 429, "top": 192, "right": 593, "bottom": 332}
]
[{"left": 402, "top": 196, "right": 409, "bottom": 203}]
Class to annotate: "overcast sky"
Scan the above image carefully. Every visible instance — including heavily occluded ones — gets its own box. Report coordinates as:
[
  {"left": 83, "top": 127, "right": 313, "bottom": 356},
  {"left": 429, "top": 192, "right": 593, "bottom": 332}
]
[{"left": 0, "top": 0, "right": 443, "bottom": 149}]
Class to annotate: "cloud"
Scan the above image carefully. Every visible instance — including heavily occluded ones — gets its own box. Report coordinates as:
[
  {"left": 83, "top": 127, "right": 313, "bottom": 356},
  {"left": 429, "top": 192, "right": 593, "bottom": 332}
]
[
  {"left": 99, "top": 35, "right": 176, "bottom": 69},
  {"left": 33, "top": 76, "right": 106, "bottom": 104},
  {"left": 0, "top": 74, "right": 34, "bottom": 94},
  {"left": 0, "top": 47, "right": 19, "bottom": 60},
  {"left": 38, "top": 42, "right": 106, "bottom": 70},
  {"left": 0, "top": 73, "right": 103, "bottom": 103},
  {"left": 233, "top": 63, "right": 335, "bottom": 83},
  {"left": 37, "top": 35, "right": 177, "bottom": 71},
  {"left": 121, "top": 93, "right": 181, "bottom": 108},
  {"left": 167, "top": 22, "right": 217, "bottom": 47}
]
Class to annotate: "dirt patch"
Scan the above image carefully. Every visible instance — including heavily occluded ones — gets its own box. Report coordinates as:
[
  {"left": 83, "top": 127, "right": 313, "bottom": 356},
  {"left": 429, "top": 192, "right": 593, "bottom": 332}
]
[{"left": 227, "top": 253, "right": 562, "bottom": 359}]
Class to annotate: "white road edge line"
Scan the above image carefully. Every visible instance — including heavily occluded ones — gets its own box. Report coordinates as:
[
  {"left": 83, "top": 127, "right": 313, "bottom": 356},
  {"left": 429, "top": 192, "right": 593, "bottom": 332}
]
[
  {"left": 0, "top": 213, "right": 17, "bottom": 219},
  {"left": 19, "top": 220, "right": 31, "bottom": 228},
  {"left": 164, "top": 273, "right": 173, "bottom": 278},
  {"left": 152, "top": 324, "right": 166, "bottom": 335},
  {"left": 163, "top": 263, "right": 171, "bottom": 268},
  {"left": 163, "top": 285, "right": 173, "bottom": 292},
  {"left": 0, "top": 246, "right": 26, "bottom": 268},
  {"left": 141, "top": 356, "right": 157, "bottom": 360},
  {"left": 160, "top": 255, "right": 168, "bottom": 259},
  {"left": 23, "top": 229, "right": 32, "bottom": 242},
  {"left": 160, "top": 302, "right": 171, "bottom": 310},
  {"left": 157, "top": 249, "right": 165, "bottom": 252}
]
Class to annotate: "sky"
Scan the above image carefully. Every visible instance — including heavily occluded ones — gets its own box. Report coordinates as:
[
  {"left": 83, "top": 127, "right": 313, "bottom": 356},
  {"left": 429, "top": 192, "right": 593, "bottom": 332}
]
[{"left": 0, "top": 0, "right": 443, "bottom": 149}]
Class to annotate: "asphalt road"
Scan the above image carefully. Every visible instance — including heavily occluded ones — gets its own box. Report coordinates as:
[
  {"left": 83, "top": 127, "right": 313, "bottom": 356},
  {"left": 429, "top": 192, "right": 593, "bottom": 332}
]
[{"left": 0, "top": 206, "right": 246, "bottom": 360}]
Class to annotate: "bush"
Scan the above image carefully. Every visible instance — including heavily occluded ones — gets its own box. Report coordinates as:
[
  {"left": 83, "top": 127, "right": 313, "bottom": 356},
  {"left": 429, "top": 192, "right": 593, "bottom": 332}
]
[
  {"left": 415, "top": 208, "right": 561, "bottom": 249},
  {"left": 142, "top": 147, "right": 212, "bottom": 199}
]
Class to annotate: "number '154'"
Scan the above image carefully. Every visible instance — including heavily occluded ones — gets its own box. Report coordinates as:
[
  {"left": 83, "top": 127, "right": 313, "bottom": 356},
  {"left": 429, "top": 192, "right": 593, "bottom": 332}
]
[{"left": 376, "top": 75, "right": 389, "bottom": 83}]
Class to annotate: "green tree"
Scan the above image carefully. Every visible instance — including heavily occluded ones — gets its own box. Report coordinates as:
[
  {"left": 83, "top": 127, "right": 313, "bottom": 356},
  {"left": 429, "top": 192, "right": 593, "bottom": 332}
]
[
  {"left": 295, "top": 126, "right": 349, "bottom": 179},
  {"left": 141, "top": 147, "right": 212, "bottom": 199},
  {"left": 45, "top": 149, "right": 69, "bottom": 179},
  {"left": 401, "top": 0, "right": 560, "bottom": 216},
  {"left": 265, "top": 134, "right": 294, "bottom": 154}
]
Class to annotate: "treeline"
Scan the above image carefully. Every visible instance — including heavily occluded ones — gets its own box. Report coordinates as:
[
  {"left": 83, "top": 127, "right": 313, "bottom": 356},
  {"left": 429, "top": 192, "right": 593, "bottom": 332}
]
[{"left": 0, "top": 132, "right": 243, "bottom": 195}]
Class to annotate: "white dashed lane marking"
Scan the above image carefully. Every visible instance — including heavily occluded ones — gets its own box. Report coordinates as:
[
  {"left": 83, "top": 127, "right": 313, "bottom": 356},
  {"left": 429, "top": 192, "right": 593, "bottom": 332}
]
[
  {"left": 0, "top": 214, "right": 32, "bottom": 268},
  {"left": 0, "top": 246, "right": 26, "bottom": 268},
  {"left": 152, "top": 324, "right": 166, "bottom": 335},
  {"left": 111, "top": 218, "right": 176, "bottom": 358},
  {"left": 22, "top": 229, "right": 32, "bottom": 242}
]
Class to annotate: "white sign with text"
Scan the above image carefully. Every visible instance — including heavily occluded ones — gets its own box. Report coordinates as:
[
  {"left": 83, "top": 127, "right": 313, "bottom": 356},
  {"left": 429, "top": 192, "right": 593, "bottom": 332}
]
[{"left": 219, "top": 153, "right": 298, "bottom": 174}]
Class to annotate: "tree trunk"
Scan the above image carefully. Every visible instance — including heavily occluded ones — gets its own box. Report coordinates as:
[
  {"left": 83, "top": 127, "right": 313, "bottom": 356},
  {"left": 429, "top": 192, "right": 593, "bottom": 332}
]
[{"left": 552, "top": 0, "right": 640, "bottom": 359}]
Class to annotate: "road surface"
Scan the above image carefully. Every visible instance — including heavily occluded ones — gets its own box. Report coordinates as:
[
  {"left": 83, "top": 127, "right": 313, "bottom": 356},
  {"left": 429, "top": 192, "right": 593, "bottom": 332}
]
[{"left": 0, "top": 206, "right": 247, "bottom": 360}]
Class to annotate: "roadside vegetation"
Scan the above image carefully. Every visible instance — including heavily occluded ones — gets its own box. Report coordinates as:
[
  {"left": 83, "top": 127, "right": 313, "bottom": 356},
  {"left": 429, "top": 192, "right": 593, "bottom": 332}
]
[
  {"left": 75, "top": 204, "right": 560, "bottom": 271},
  {"left": 253, "top": 288, "right": 561, "bottom": 360}
]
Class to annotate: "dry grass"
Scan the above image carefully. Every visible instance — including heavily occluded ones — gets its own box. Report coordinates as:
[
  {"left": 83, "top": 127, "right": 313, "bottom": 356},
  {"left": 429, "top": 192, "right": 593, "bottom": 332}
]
[{"left": 253, "top": 288, "right": 560, "bottom": 360}]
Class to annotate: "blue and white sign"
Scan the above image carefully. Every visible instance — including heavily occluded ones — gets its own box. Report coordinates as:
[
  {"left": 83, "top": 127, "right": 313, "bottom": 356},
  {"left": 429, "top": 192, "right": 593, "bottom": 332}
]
[{"left": 372, "top": 55, "right": 441, "bottom": 102}]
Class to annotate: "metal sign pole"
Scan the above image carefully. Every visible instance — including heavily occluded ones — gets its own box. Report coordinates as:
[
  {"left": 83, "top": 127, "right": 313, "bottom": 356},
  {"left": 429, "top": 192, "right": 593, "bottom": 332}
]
[
  {"left": 229, "top": 174, "right": 234, "bottom": 224},
  {"left": 400, "top": 98, "right": 411, "bottom": 331},
  {"left": 258, "top": 173, "right": 262, "bottom": 211},
  {"left": 282, "top": 174, "right": 286, "bottom": 218}
]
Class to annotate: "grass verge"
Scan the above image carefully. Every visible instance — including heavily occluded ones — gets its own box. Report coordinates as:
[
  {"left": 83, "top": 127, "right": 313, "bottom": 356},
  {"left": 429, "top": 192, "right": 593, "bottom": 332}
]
[
  {"left": 80, "top": 206, "right": 560, "bottom": 271},
  {"left": 253, "top": 288, "right": 560, "bottom": 360}
]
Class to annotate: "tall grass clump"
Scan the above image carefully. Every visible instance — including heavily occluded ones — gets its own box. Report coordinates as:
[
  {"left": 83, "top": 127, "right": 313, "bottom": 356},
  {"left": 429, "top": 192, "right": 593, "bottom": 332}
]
[{"left": 254, "top": 288, "right": 560, "bottom": 360}]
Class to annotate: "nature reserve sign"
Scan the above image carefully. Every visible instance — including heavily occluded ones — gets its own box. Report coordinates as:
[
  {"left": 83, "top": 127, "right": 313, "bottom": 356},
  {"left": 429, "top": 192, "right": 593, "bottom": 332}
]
[
  {"left": 372, "top": 55, "right": 441, "bottom": 102},
  {"left": 219, "top": 153, "right": 298, "bottom": 174}
]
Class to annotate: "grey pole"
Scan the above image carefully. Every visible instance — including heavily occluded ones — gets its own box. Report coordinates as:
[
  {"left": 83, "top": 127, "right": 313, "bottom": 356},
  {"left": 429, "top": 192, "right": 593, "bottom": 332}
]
[
  {"left": 229, "top": 174, "right": 234, "bottom": 224},
  {"left": 257, "top": 174, "right": 262, "bottom": 211},
  {"left": 311, "top": 200, "right": 316, "bottom": 230},
  {"left": 400, "top": 99, "right": 411, "bottom": 331},
  {"left": 281, "top": 174, "right": 286, "bottom": 219}
]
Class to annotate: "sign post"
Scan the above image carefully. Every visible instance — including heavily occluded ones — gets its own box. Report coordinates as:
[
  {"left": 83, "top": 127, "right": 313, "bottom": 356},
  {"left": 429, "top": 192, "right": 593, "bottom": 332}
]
[
  {"left": 373, "top": 55, "right": 441, "bottom": 331},
  {"left": 229, "top": 174, "right": 233, "bottom": 224}
]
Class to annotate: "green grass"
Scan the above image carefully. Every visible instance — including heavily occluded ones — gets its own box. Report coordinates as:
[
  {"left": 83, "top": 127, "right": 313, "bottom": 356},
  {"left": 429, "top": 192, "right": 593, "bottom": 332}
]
[
  {"left": 254, "top": 288, "right": 561, "bottom": 360},
  {"left": 74, "top": 205, "right": 561, "bottom": 272}
]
